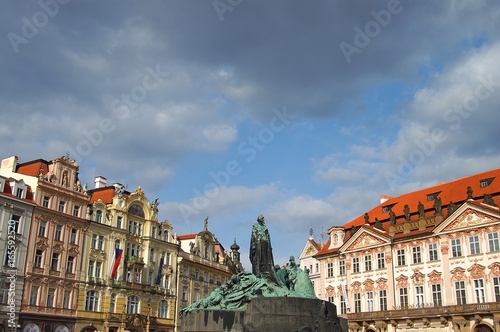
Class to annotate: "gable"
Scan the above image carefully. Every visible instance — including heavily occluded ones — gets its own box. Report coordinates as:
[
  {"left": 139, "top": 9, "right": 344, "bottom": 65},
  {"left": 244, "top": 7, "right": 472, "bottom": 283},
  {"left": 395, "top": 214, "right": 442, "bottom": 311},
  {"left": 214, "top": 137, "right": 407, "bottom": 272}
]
[
  {"left": 343, "top": 229, "right": 388, "bottom": 252},
  {"left": 444, "top": 208, "right": 499, "bottom": 232},
  {"left": 299, "top": 240, "right": 319, "bottom": 259}
]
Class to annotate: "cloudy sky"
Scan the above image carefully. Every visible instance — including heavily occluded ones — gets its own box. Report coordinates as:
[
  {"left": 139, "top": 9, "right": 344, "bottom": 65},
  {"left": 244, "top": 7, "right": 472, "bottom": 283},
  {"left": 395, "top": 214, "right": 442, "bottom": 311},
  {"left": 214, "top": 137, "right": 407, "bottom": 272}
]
[{"left": 2, "top": 1, "right": 500, "bottom": 269}]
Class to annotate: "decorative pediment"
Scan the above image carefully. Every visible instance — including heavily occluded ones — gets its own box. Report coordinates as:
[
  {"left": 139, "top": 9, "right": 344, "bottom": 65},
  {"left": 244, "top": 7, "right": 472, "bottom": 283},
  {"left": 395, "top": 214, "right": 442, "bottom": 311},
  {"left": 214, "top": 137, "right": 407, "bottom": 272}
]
[
  {"left": 52, "top": 243, "right": 64, "bottom": 253},
  {"left": 411, "top": 272, "right": 425, "bottom": 286},
  {"left": 344, "top": 231, "right": 387, "bottom": 252},
  {"left": 326, "top": 285, "right": 335, "bottom": 296},
  {"left": 488, "top": 262, "right": 500, "bottom": 277},
  {"left": 396, "top": 275, "right": 409, "bottom": 288},
  {"left": 427, "top": 270, "right": 442, "bottom": 285},
  {"left": 364, "top": 279, "right": 374, "bottom": 291},
  {"left": 444, "top": 209, "right": 499, "bottom": 231},
  {"left": 451, "top": 267, "right": 466, "bottom": 281},
  {"left": 89, "top": 248, "right": 107, "bottom": 261},
  {"left": 468, "top": 263, "right": 485, "bottom": 279}
]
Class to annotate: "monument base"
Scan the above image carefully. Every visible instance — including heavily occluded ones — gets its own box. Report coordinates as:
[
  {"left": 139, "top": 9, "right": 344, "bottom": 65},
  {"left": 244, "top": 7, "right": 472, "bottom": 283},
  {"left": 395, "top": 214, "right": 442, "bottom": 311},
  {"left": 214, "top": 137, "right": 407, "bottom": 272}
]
[{"left": 179, "top": 297, "right": 348, "bottom": 332}]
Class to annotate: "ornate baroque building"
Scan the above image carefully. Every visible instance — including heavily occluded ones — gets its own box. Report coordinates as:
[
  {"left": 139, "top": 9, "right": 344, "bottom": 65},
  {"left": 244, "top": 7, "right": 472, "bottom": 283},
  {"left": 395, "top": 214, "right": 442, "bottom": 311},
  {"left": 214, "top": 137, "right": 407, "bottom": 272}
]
[
  {"left": 307, "top": 168, "right": 500, "bottom": 332},
  {"left": 0, "top": 164, "right": 36, "bottom": 331},
  {"left": 77, "top": 177, "right": 179, "bottom": 332},
  {"left": 298, "top": 227, "right": 324, "bottom": 299},
  {"left": 0, "top": 156, "right": 90, "bottom": 332}
]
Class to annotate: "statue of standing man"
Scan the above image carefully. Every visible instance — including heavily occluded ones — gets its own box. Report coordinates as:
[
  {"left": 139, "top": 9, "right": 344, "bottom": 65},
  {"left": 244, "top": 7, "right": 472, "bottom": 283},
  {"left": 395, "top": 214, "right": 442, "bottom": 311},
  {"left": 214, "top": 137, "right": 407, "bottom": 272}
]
[{"left": 250, "top": 215, "right": 282, "bottom": 285}]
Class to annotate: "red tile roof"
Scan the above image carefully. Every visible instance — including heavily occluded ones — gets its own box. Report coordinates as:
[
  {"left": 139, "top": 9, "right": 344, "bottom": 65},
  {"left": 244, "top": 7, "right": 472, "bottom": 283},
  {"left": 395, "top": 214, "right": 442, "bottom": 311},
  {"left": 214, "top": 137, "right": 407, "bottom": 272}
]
[
  {"left": 16, "top": 159, "right": 49, "bottom": 176},
  {"left": 178, "top": 234, "right": 197, "bottom": 240},
  {"left": 88, "top": 186, "right": 130, "bottom": 204},
  {"left": 0, "top": 181, "right": 35, "bottom": 203}
]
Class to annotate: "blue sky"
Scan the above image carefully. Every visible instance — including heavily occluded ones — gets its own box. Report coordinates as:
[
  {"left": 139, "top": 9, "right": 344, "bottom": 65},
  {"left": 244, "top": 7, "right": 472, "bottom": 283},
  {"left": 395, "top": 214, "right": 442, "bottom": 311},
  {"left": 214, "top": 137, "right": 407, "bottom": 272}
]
[{"left": 2, "top": 1, "right": 500, "bottom": 269}]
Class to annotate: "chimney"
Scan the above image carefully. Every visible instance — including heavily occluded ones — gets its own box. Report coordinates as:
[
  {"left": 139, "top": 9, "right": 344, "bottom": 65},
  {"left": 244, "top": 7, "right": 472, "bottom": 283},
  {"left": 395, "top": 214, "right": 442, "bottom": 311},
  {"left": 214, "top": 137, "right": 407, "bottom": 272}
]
[
  {"left": 380, "top": 195, "right": 392, "bottom": 204},
  {"left": 1, "top": 156, "right": 18, "bottom": 172},
  {"left": 95, "top": 176, "right": 107, "bottom": 189}
]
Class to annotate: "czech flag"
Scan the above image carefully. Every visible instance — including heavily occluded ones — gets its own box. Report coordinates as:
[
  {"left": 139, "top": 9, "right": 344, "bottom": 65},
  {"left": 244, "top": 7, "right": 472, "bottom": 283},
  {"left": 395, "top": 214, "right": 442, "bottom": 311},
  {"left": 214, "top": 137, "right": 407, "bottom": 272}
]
[{"left": 110, "top": 248, "right": 123, "bottom": 279}]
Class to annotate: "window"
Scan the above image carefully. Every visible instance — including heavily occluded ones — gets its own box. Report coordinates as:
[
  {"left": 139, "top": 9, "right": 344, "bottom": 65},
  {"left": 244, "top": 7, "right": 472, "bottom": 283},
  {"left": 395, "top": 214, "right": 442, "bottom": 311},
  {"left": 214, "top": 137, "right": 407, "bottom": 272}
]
[
  {"left": 126, "top": 268, "right": 132, "bottom": 282},
  {"left": 149, "top": 272, "right": 153, "bottom": 286},
  {"left": 182, "top": 288, "right": 187, "bottom": 301},
  {"left": 96, "top": 210, "right": 102, "bottom": 223},
  {"left": 95, "top": 262, "right": 102, "bottom": 278},
  {"left": 451, "top": 239, "right": 462, "bottom": 257},
  {"left": 366, "top": 291, "right": 373, "bottom": 312},
  {"left": 328, "top": 296, "right": 334, "bottom": 303},
  {"left": 163, "top": 230, "right": 169, "bottom": 241},
  {"left": 110, "top": 293, "right": 116, "bottom": 313},
  {"left": 29, "top": 286, "right": 38, "bottom": 306},
  {"left": 150, "top": 248, "right": 155, "bottom": 263},
  {"left": 494, "top": 277, "right": 500, "bottom": 302},
  {"left": 63, "top": 290, "right": 71, "bottom": 309},
  {"left": 415, "top": 286, "right": 424, "bottom": 307},
  {"left": 115, "top": 240, "right": 120, "bottom": 249},
  {"left": 488, "top": 232, "right": 500, "bottom": 252},
  {"left": 88, "top": 261, "right": 95, "bottom": 277},
  {"left": 327, "top": 262, "right": 334, "bottom": 277},
  {"left": 55, "top": 225, "right": 62, "bottom": 241},
  {"left": 16, "top": 187, "right": 24, "bottom": 198},
  {"left": 152, "top": 226, "right": 156, "bottom": 239},
  {"left": 128, "top": 220, "right": 133, "bottom": 233},
  {"left": 469, "top": 235, "right": 480, "bottom": 255},
  {"left": 364, "top": 255, "right": 372, "bottom": 272},
  {"left": 399, "top": 288, "right": 408, "bottom": 308},
  {"left": 51, "top": 253, "right": 59, "bottom": 271},
  {"left": 480, "top": 177, "right": 494, "bottom": 188},
  {"left": 158, "top": 300, "right": 168, "bottom": 318},
  {"left": 46, "top": 288, "right": 55, "bottom": 308},
  {"left": 38, "top": 221, "right": 46, "bottom": 237},
  {"left": 117, "top": 216, "right": 122, "bottom": 229},
  {"left": 412, "top": 246, "right": 421, "bottom": 264},
  {"left": 474, "top": 279, "right": 485, "bottom": 303},
  {"left": 352, "top": 257, "right": 359, "bottom": 273},
  {"left": 379, "top": 290, "right": 387, "bottom": 311},
  {"left": 34, "top": 250, "right": 43, "bottom": 268},
  {"left": 195, "top": 270, "right": 199, "bottom": 280},
  {"left": 91, "top": 234, "right": 97, "bottom": 249},
  {"left": 377, "top": 253, "right": 385, "bottom": 269},
  {"left": 315, "top": 263, "right": 319, "bottom": 273},
  {"left": 127, "top": 296, "right": 139, "bottom": 314},
  {"left": 58, "top": 201, "right": 65, "bottom": 213},
  {"left": 70, "top": 229, "right": 77, "bottom": 244},
  {"left": 339, "top": 260, "right": 345, "bottom": 276},
  {"left": 134, "top": 268, "right": 141, "bottom": 283},
  {"left": 432, "top": 284, "right": 442, "bottom": 306},
  {"left": 354, "top": 293, "right": 361, "bottom": 313},
  {"left": 10, "top": 215, "right": 20, "bottom": 233},
  {"left": 73, "top": 205, "right": 80, "bottom": 217},
  {"left": 455, "top": 281, "right": 466, "bottom": 305},
  {"left": 42, "top": 196, "right": 50, "bottom": 208},
  {"left": 340, "top": 295, "right": 347, "bottom": 315},
  {"left": 97, "top": 236, "right": 104, "bottom": 250},
  {"left": 85, "top": 290, "right": 99, "bottom": 311},
  {"left": 67, "top": 256, "right": 75, "bottom": 273},
  {"left": 429, "top": 243, "right": 438, "bottom": 261},
  {"left": 397, "top": 249, "right": 405, "bottom": 266}
]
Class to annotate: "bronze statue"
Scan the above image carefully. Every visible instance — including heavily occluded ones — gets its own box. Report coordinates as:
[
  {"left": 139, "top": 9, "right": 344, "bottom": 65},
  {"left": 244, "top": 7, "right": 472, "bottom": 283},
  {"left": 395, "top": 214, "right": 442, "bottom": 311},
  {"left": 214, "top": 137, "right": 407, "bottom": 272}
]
[{"left": 250, "top": 214, "right": 281, "bottom": 285}]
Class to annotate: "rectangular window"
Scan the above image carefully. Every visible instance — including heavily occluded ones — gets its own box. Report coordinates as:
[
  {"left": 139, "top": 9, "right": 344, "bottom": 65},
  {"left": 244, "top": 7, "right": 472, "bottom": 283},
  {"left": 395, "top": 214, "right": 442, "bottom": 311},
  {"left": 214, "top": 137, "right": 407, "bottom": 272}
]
[
  {"left": 126, "top": 268, "right": 132, "bottom": 282},
  {"left": 366, "top": 291, "right": 373, "bottom": 312},
  {"left": 429, "top": 243, "right": 439, "bottom": 261},
  {"left": 379, "top": 290, "right": 387, "bottom": 311},
  {"left": 469, "top": 235, "right": 480, "bottom": 255},
  {"left": 58, "top": 201, "right": 65, "bottom": 213},
  {"left": 98, "top": 236, "right": 104, "bottom": 250},
  {"left": 29, "top": 286, "right": 38, "bottom": 306},
  {"left": 339, "top": 260, "right": 345, "bottom": 276},
  {"left": 46, "top": 288, "right": 55, "bottom": 308},
  {"left": 377, "top": 253, "right": 385, "bottom": 269},
  {"left": 451, "top": 238, "right": 462, "bottom": 257},
  {"left": 432, "top": 284, "right": 442, "bottom": 306},
  {"left": 95, "top": 261, "right": 102, "bottom": 277},
  {"left": 415, "top": 286, "right": 424, "bottom": 307},
  {"left": 328, "top": 296, "right": 334, "bottom": 303},
  {"left": 34, "top": 250, "right": 43, "bottom": 268},
  {"left": 364, "top": 255, "right": 372, "bottom": 271},
  {"left": 11, "top": 215, "right": 20, "bottom": 234},
  {"left": 51, "top": 253, "right": 59, "bottom": 271},
  {"left": 494, "top": 277, "right": 500, "bottom": 303},
  {"left": 399, "top": 288, "right": 408, "bottom": 308},
  {"left": 327, "top": 262, "right": 334, "bottom": 277},
  {"left": 67, "top": 256, "right": 75, "bottom": 273},
  {"left": 134, "top": 268, "right": 141, "bottom": 283},
  {"left": 474, "top": 279, "right": 485, "bottom": 303},
  {"left": 70, "top": 229, "right": 77, "bottom": 244},
  {"left": 352, "top": 257, "right": 359, "bottom": 273},
  {"left": 152, "top": 226, "right": 156, "bottom": 238},
  {"left": 91, "top": 234, "right": 97, "bottom": 249},
  {"left": 412, "top": 246, "right": 422, "bottom": 264},
  {"left": 340, "top": 295, "right": 347, "bottom": 315},
  {"left": 55, "top": 225, "right": 62, "bottom": 241},
  {"left": 316, "top": 263, "right": 319, "bottom": 273},
  {"left": 117, "top": 216, "right": 122, "bottom": 229},
  {"left": 16, "top": 188, "right": 23, "bottom": 198},
  {"left": 128, "top": 221, "right": 133, "bottom": 233},
  {"left": 38, "top": 221, "right": 46, "bottom": 237},
  {"left": 455, "top": 280, "right": 466, "bottom": 305},
  {"left": 354, "top": 293, "right": 361, "bottom": 313},
  {"left": 73, "top": 205, "right": 80, "bottom": 217},
  {"left": 397, "top": 249, "right": 406, "bottom": 266},
  {"left": 88, "top": 261, "right": 95, "bottom": 277},
  {"left": 63, "top": 290, "right": 71, "bottom": 309},
  {"left": 42, "top": 196, "right": 50, "bottom": 208},
  {"left": 488, "top": 232, "right": 500, "bottom": 252}
]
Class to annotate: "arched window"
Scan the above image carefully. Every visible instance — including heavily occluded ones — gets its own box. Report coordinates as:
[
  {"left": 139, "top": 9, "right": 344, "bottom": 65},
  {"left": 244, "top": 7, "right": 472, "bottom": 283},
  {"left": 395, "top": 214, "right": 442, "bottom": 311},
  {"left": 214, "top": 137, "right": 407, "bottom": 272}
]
[
  {"left": 95, "top": 210, "right": 102, "bottom": 223},
  {"left": 85, "top": 290, "right": 99, "bottom": 311},
  {"left": 127, "top": 296, "right": 139, "bottom": 314},
  {"left": 110, "top": 293, "right": 116, "bottom": 313},
  {"left": 158, "top": 300, "right": 168, "bottom": 318}
]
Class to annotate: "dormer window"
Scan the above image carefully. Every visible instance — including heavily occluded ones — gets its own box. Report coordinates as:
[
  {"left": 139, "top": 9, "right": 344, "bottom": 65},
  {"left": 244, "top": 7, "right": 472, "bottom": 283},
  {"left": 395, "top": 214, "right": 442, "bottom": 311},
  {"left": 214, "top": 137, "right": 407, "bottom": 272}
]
[
  {"left": 11, "top": 179, "right": 27, "bottom": 199},
  {"left": 480, "top": 177, "right": 495, "bottom": 188},
  {"left": 427, "top": 192, "right": 441, "bottom": 202},
  {"left": 96, "top": 210, "right": 102, "bottom": 223},
  {"left": 382, "top": 204, "right": 396, "bottom": 213}
]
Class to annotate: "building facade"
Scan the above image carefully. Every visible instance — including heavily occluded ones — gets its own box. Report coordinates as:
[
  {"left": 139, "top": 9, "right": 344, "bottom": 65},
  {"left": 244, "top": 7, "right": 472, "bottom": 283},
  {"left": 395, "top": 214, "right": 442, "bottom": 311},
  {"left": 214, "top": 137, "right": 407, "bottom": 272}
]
[
  {"left": 309, "top": 168, "right": 500, "bottom": 332},
  {"left": 77, "top": 178, "right": 179, "bottom": 332},
  {"left": 298, "top": 228, "right": 323, "bottom": 299},
  {"left": 0, "top": 171, "right": 36, "bottom": 331}
]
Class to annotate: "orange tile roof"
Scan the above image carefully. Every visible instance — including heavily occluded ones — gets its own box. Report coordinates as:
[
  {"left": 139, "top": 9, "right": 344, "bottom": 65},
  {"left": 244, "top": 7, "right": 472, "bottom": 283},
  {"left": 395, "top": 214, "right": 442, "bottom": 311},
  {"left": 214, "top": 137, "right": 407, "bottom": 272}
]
[
  {"left": 0, "top": 181, "right": 35, "bottom": 203},
  {"left": 16, "top": 159, "right": 49, "bottom": 176},
  {"left": 178, "top": 234, "right": 197, "bottom": 240}
]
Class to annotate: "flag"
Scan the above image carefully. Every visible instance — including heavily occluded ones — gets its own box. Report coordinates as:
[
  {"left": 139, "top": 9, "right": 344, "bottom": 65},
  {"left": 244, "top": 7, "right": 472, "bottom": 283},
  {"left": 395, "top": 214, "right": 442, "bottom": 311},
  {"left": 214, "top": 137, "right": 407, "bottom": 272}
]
[
  {"left": 155, "top": 256, "right": 164, "bottom": 285},
  {"left": 110, "top": 248, "right": 123, "bottom": 279},
  {"left": 341, "top": 281, "right": 350, "bottom": 311}
]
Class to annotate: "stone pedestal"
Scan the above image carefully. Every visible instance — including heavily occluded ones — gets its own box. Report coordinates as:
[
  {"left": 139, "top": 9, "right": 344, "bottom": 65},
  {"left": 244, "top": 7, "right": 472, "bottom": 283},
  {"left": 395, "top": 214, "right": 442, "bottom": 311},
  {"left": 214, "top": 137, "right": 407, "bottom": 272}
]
[{"left": 180, "top": 297, "right": 348, "bottom": 332}]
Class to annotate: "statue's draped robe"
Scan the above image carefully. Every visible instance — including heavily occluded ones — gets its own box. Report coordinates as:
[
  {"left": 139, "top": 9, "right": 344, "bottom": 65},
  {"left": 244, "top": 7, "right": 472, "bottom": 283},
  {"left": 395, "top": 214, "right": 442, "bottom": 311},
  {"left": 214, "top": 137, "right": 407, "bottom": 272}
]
[{"left": 250, "top": 223, "right": 281, "bottom": 285}]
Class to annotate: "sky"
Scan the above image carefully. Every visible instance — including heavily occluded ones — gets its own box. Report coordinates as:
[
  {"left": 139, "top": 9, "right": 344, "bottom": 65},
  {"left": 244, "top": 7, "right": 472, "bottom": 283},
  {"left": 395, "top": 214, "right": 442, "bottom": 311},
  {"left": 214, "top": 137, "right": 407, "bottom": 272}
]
[{"left": 2, "top": 0, "right": 500, "bottom": 269}]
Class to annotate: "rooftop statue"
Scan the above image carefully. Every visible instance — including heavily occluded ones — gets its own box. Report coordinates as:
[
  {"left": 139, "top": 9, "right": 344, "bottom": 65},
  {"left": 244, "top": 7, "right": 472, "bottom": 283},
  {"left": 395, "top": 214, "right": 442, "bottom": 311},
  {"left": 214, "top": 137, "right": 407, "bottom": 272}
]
[{"left": 179, "top": 215, "right": 317, "bottom": 315}]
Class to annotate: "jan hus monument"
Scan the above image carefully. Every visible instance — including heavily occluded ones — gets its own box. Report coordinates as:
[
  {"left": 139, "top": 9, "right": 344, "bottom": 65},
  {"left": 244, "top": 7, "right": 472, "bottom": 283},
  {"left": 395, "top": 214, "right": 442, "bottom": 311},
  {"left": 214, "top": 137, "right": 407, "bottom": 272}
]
[{"left": 179, "top": 214, "right": 347, "bottom": 332}]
